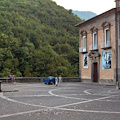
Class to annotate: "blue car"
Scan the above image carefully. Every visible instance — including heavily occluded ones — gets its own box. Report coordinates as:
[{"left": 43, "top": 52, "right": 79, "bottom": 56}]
[{"left": 44, "top": 76, "right": 55, "bottom": 85}]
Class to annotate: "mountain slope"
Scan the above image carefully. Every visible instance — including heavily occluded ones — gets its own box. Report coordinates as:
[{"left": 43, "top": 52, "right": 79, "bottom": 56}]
[
  {"left": 0, "top": 0, "right": 83, "bottom": 77},
  {"left": 72, "top": 10, "right": 97, "bottom": 20}
]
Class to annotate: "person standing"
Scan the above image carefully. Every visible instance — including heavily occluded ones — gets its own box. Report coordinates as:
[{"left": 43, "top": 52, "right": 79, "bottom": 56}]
[
  {"left": 9, "top": 74, "right": 12, "bottom": 81},
  {"left": 58, "top": 75, "right": 62, "bottom": 86},
  {"left": 55, "top": 77, "right": 58, "bottom": 86},
  {"left": 12, "top": 74, "right": 16, "bottom": 84}
]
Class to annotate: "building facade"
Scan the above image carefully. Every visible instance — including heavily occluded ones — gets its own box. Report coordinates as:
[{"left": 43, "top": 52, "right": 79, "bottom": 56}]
[{"left": 76, "top": 0, "right": 120, "bottom": 85}]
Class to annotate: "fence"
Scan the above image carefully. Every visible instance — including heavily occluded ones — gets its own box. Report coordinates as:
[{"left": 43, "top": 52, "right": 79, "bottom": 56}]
[{"left": 0, "top": 77, "right": 81, "bottom": 83}]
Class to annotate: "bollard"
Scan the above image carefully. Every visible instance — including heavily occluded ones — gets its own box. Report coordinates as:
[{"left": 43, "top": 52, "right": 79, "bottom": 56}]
[
  {"left": 0, "top": 81, "right": 2, "bottom": 92},
  {"left": 116, "top": 81, "right": 120, "bottom": 89}
]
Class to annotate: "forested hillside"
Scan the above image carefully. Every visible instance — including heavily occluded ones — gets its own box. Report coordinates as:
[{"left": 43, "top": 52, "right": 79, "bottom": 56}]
[{"left": 0, "top": 0, "right": 83, "bottom": 77}]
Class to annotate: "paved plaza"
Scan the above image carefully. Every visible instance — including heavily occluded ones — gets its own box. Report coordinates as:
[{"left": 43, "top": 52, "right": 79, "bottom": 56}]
[{"left": 0, "top": 82, "right": 120, "bottom": 120}]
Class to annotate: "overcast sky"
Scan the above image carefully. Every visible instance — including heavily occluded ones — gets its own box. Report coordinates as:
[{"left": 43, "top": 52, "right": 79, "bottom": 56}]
[{"left": 52, "top": 0, "right": 116, "bottom": 15}]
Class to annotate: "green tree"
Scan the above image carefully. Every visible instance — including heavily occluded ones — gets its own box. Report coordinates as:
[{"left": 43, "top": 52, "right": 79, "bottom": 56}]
[{"left": 0, "top": 0, "right": 83, "bottom": 77}]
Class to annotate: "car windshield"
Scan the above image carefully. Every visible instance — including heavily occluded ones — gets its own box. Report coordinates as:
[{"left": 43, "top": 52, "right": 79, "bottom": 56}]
[{"left": 49, "top": 77, "right": 54, "bottom": 80}]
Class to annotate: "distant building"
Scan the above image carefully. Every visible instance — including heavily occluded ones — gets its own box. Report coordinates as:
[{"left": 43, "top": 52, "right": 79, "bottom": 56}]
[{"left": 76, "top": 0, "right": 120, "bottom": 86}]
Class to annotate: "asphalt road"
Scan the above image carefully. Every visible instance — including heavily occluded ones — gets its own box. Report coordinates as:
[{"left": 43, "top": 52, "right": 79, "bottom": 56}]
[{"left": 0, "top": 82, "right": 120, "bottom": 120}]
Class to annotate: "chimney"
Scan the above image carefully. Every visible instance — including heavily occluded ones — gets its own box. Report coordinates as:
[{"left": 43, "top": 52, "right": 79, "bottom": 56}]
[{"left": 116, "top": 0, "right": 120, "bottom": 9}]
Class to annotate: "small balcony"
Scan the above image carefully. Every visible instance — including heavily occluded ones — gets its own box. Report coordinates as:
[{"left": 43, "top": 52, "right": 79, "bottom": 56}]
[
  {"left": 79, "top": 47, "right": 87, "bottom": 53},
  {"left": 89, "top": 45, "right": 98, "bottom": 51},
  {"left": 101, "top": 41, "right": 111, "bottom": 49}
]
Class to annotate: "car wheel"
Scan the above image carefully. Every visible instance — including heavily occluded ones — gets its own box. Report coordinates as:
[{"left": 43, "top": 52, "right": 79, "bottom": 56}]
[
  {"left": 48, "top": 82, "right": 51, "bottom": 85},
  {"left": 51, "top": 82, "right": 54, "bottom": 85}
]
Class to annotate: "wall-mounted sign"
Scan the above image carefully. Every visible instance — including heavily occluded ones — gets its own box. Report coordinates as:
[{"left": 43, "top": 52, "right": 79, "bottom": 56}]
[
  {"left": 102, "top": 50, "right": 112, "bottom": 70},
  {"left": 84, "top": 54, "right": 88, "bottom": 68}
]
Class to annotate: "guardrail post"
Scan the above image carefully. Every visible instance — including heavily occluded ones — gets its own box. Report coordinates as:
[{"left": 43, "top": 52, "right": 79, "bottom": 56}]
[{"left": 0, "top": 81, "right": 2, "bottom": 92}]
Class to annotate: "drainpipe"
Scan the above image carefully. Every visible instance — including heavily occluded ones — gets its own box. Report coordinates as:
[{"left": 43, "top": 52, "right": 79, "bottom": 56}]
[
  {"left": 115, "top": 0, "right": 120, "bottom": 89},
  {"left": 79, "top": 32, "right": 81, "bottom": 81}
]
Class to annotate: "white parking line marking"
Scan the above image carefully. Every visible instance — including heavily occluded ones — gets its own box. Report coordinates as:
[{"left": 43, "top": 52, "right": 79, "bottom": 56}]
[
  {"left": 54, "top": 95, "right": 118, "bottom": 108},
  {"left": 6, "top": 95, "right": 52, "bottom": 98},
  {"left": 84, "top": 89, "right": 93, "bottom": 94},
  {"left": 0, "top": 108, "right": 52, "bottom": 118},
  {"left": 0, "top": 92, "right": 47, "bottom": 108},
  {"left": 0, "top": 86, "right": 120, "bottom": 118},
  {"left": 48, "top": 89, "right": 83, "bottom": 100},
  {"left": 57, "top": 107, "right": 120, "bottom": 114}
]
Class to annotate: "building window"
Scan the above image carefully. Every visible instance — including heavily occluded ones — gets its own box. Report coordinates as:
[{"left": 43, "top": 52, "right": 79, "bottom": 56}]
[
  {"left": 83, "top": 36, "right": 86, "bottom": 52},
  {"left": 101, "top": 21, "right": 111, "bottom": 49},
  {"left": 104, "top": 28, "right": 110, "bottom": 47},
  {"left": 79, "top": 30, "right": 87, "bottom": 53},
  {"left": 93, "top": 32, "right": 97, "bottom": 49},
  {"left": 89, "top": 27, "right": 98, "bottom": 51}
]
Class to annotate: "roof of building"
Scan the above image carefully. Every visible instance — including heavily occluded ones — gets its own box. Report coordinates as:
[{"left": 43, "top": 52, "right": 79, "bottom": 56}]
[{"left": 75, "top": 8, "right": 116, "bottom": 28}]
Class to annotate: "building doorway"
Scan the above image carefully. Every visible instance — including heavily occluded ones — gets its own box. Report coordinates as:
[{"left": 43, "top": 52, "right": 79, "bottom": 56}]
[
  {"left": 89, "top": 51, "right": 100, "bottom": 83},
  {"left": 93, "top": 62, "right": 98, "bottom": 82}
]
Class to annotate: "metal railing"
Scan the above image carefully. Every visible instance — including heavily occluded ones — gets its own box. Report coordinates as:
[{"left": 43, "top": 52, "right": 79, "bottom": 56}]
[
  {"left": 0, "top": 77, "right": 81, "bottom": 83},
  {"left": 79, "top": 47, "right": 87, "bottom": 53},
  {"left": 101, "top": 41, "right": 111, "bottom": 48},
  {"left": 89, "top": 45, "right": 98, "bottom": 51}
]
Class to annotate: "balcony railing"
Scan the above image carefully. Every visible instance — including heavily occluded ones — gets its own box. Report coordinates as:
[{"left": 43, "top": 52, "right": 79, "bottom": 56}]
[
  {"left": 79, "top": 47, "right": 83, "bottom": 52},
  {"left": 79, "top": 47, "right": 87, "bottom": 53},
  {"left": 89, "top": 45, "right": 98, "bottom": 51},
  {"left": 101, "top": 41, "right": 111, "bottom": 49}
]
